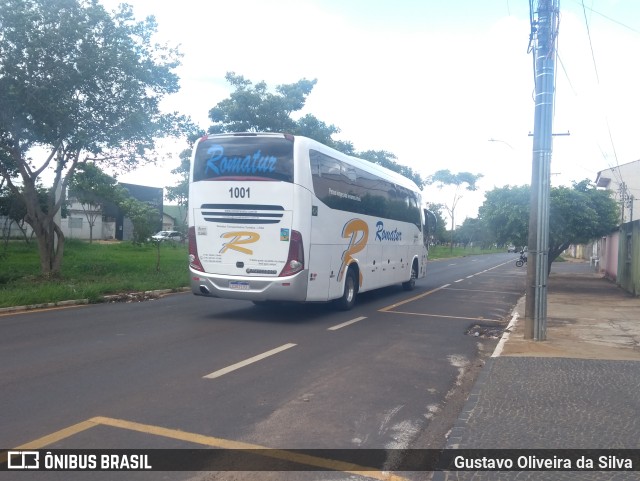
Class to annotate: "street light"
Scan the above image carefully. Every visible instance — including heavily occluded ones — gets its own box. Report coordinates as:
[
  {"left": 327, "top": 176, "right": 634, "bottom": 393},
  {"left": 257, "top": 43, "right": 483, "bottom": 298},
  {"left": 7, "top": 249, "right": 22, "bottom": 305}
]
[{"left": 488, "top": 138, "right": 515, "bottom": 150}]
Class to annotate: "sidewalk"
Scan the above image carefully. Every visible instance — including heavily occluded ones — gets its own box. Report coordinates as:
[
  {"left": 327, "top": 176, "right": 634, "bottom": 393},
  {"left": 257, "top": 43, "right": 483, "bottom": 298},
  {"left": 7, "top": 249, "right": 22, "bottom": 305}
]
[{"left": 435, "top": 260, "right": 640, "bottom": 480}]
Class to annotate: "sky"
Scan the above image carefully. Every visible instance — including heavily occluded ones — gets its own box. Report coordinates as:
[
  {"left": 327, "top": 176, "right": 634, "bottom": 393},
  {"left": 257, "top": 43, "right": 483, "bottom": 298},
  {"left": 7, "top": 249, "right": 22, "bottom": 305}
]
[{"left": 100, "top": 0, "right": 640, "bottom": 226}]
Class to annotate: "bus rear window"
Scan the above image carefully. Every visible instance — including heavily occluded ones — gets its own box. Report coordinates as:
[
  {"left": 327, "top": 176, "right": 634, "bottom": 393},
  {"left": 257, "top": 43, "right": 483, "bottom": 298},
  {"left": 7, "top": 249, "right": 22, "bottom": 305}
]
[{"left": 193, "top": 136, "right": 294, "bottom": 183}]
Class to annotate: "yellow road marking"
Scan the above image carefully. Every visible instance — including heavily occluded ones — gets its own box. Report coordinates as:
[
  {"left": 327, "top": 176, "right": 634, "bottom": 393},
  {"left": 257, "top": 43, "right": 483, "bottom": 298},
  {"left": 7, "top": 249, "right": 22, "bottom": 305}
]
[
  {"left": 94, "top": 417, "right": 407, "bottom": 480},
  {"left": 0, "top": 418, "right": 99, "bottom": 463},
  {"left": 2, "top": 416, "right": 409, "bottom": 480},
  {"left": 379, "top": 284, "right": 449, "bottom": 312}
]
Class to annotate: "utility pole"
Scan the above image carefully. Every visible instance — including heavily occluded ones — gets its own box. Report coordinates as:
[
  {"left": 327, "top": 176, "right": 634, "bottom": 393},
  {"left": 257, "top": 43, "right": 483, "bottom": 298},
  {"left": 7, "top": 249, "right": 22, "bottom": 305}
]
[
  {"left": 524, "top": 0, "right": 560, "bottom": 340},
  {"left": 619, "top": 183, "right": 627, "bottom": 224}
]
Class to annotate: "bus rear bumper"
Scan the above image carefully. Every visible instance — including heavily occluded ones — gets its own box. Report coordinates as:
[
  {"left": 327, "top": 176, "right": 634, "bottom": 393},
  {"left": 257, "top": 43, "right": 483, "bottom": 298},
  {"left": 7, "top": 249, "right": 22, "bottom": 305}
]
[{"left": 189, "top": 269, "right": 309, "bottom": 302}]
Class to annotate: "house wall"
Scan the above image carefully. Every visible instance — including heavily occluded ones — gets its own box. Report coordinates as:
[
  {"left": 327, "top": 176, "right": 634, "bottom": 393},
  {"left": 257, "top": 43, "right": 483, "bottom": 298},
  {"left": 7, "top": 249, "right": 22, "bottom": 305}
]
[
  {"left": 1, "top": 216, "right": 34, "bottom": 239},
  {"left": 62, "top": 213, "right": 102, "bottom": 240},
  {"left": 567, "top": 232, "right": 620, "bottom": 281},
  {"left": 599, "top": 231, "right": 619, "bottom": 281},
  {"left": 162, "top": 213, "right": 175, "bottom": 231},
  {"left": 596, "top": 160, "right": 640, "bottom": 225},
  {"left": 61, "top": 201, "right": 116, "bottom": 241}
]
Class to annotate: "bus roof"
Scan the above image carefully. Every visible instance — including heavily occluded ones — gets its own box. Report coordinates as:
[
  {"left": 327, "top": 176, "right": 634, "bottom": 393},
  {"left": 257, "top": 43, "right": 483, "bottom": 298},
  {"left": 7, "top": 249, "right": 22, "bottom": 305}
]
[{"left": 198, "top": 132, "right": 422, "bottom": 193}]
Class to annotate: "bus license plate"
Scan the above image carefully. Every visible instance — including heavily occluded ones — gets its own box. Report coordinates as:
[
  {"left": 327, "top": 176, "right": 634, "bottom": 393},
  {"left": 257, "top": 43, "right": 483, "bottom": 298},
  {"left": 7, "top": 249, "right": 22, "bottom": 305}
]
[{"left": 229, "top": 281, "right": 250, "bottom": 290}]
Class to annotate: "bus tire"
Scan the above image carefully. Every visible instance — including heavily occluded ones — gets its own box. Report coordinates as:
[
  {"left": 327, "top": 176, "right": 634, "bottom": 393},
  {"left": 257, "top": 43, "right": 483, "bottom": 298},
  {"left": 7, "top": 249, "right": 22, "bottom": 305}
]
[
  {"left": 402, "top": 261, "right": 418, "bottom": 291},
  {"left": 336, "top": 268, "right": 358, "bottom": 311}
]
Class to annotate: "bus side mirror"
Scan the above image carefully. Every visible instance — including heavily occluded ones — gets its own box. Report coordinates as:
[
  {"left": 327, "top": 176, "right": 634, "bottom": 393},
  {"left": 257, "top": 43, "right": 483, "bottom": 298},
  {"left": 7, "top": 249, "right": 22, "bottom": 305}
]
[{"left": 422, "top": 209, "right": 438, "bottom": 246}]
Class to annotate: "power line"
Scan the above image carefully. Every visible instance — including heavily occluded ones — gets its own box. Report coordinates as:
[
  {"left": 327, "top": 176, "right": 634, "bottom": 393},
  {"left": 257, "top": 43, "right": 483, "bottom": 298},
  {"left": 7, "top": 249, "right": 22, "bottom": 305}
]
[
  {"left": 578, "top": 0, "right": 624, "bottom": 183},
  {"left": 568, "top": 0, "right": 640, "bottom": 35},
  {"left": 580, "top": 0, "right": 600, "bottom": 84}
]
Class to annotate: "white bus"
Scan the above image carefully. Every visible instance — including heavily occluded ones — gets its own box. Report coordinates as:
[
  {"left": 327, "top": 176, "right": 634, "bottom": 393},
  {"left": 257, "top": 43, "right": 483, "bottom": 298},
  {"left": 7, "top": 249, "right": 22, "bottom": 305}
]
[{"left": 188, "top": 132, "right": 429, "bottom": 310}]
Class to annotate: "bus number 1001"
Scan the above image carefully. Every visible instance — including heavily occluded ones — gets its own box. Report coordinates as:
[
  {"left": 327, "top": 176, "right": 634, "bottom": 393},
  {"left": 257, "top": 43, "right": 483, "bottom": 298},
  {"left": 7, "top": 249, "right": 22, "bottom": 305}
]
[{"left": 229, "top": 187, "right": 250, "bottom": 199}]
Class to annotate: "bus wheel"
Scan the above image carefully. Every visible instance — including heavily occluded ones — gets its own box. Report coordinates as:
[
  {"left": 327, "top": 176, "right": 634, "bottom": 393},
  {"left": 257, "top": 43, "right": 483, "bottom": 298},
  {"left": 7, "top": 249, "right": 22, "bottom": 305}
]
[
  {"left": 402, "top": 262, "right": 418, "bottom": 291},
  {"left": 337, "top": 268, "right": 358, "bottom": 311}
]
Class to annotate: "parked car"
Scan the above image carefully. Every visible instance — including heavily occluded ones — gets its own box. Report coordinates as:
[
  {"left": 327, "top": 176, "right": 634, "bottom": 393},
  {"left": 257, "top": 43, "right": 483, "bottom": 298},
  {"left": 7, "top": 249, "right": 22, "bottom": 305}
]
[
  {"left": 507, "top": 245, "right": 517, "bottom": 253},
  {"left": 151, "top": 230, "right": 184, "bottom": 242}
]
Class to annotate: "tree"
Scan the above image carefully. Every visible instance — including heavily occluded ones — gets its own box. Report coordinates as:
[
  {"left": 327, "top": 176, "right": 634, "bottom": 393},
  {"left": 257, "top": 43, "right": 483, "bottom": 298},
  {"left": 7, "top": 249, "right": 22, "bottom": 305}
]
[
  {"left": 456, "top": 217, "right": 493, "bottom": 249},
  {"left": 294, "top": 114, "right": 355, "bottom": 155},
  {"left": 165, "top": 129, "right": 204, "bottom": 228},
  {"left": 358, "top": 150, "right": 425, "bottom": 188},
  {"left": 118, "top": 197, "right": 159, "bottom": 245},
  {"left": 0, "top": 0, "right": 184, "bottom": 276},
  {"left": 479, "top": 181, "right": 619, "bottom": 272},
  {"left": 478, "top": 185, "right": 530, "bottom": 248},
  {"left": 425, "top": 203, "right": 448, "bottom": 244},
  {"left": 68, "top": 163, "right": 121, "bottom": 243},
  {"left": 426, "top": 170, "right": 483, "bottom": 250},
  {"left": 209, "top": 72, "right": 358, "bottom": 153},
  {"left": 0, "top": 183, "right": 42, "bottom": 246},
  {"left": 165, "top": 150, "right": 190, "bottom": 229},
  {"left": 208, "top": 72, "right": 317, "bottom": 135},
  {"left": 548, "top": 180, "right": 619, "bottom": 268},
  {"left": 209, "top": 72, "right": 428, "bottom": 184}
]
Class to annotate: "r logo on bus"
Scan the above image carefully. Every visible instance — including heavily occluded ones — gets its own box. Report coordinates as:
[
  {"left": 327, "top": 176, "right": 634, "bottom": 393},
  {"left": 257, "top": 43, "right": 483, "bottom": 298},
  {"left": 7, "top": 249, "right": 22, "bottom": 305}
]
[
  {"left": 338, "top": 219, "right": 368, "bottom": 286},
  {"left": 219, "top": 231, "right": 260, "bottom": 255}
]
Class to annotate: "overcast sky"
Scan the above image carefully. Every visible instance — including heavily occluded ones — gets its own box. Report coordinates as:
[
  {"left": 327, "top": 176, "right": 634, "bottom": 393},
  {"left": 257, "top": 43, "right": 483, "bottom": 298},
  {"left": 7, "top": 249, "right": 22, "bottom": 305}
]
[{"left": 103, "top": 0, "right": 640, "bottom": 224}]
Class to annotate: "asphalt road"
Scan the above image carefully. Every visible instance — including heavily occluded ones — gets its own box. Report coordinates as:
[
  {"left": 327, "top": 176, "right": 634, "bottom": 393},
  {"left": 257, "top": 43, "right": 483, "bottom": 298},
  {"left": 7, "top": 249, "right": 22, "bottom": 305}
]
[{"left": 0, "top": 252, "right": 525, "bottom": 480}]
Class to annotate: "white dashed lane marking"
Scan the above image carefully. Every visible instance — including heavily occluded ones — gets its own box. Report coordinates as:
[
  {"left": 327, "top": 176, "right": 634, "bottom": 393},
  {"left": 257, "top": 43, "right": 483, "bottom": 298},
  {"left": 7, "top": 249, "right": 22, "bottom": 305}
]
[
  {"left": 203, "top": 343, "right": 297, "bottom": 379},
  {"left": 328, "top": 316, "right": 367, "bottom": 331}
]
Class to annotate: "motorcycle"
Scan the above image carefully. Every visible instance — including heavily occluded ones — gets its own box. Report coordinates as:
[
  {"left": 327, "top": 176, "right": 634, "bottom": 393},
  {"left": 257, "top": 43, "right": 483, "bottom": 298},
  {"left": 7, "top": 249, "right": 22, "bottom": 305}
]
[{"left": 516, "top": 251, "right": 527, "bottom": 267}]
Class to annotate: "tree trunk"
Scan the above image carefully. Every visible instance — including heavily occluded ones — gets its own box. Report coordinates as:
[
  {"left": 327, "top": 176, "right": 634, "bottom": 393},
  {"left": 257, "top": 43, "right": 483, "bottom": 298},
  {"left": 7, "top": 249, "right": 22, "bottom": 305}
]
[
  {"left": 33, "top": 216, "right": 65, "bottom": 277},
  {"left": 23, "top": 178, "right": 66, "bottom": 277},
  {"left": 547, "top": 241, "right": 571, "bottom": 275}
]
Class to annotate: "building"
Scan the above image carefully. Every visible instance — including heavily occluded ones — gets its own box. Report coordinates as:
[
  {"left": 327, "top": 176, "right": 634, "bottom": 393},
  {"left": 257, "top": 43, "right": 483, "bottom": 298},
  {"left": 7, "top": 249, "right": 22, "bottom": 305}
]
[
  {"left": 595, "top": 160, "right": 640, "bottom": 224},
  {"left": 63, "top": 183, "right": 163, "bottom": 241},
  {"left": 162, "top": 204, "right": 188, "bottom": 233},
  {"left": 587, "top": 160, "right": 640, "bottom": 295}
]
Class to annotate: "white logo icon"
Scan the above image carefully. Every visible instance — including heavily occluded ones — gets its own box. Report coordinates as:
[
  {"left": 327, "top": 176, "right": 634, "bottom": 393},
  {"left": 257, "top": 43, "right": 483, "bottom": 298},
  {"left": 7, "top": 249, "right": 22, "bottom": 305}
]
[{"left": 7, "top": 451, "right": 40, "bottom": 469}]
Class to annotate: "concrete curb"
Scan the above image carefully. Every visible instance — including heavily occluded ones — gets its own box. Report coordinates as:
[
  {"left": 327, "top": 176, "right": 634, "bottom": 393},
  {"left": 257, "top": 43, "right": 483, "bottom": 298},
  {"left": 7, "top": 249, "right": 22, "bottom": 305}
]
[{"left": 0, "top": 287, "right": 190, "bottom": 315}]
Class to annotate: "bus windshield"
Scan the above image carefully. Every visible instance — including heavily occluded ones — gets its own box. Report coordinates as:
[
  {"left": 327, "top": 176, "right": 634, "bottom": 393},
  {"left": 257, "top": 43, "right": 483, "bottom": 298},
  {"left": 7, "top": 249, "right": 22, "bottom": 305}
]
[{"left": 192, "top": 135, "right": 294, "bottom": 183}]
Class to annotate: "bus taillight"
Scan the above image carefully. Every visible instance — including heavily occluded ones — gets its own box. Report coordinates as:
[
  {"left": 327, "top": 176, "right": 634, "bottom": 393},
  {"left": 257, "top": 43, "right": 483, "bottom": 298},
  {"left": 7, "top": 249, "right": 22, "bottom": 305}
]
[
  {"left": 279, "top": 230, "right": 304, "bottom": 277},
  {"left": 188, "top": 226, "right": 205, "bottom": 272}
]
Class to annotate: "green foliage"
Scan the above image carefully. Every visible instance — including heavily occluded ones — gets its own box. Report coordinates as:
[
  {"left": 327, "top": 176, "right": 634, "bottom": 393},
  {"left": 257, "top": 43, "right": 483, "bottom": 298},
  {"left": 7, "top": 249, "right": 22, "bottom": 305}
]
[
  {"left": 294, "top": 114, "right": 355, "bottom": 154},
  {"left": 427, "top": 170, "right": 483, "bottom": 191},
  {"left": 358, "top": 150, "right": 425, "bottom": 187},
  {"left": 0, "top": 237, "right": 495, "bottom": 309},
  {"left": 206, "top": 72, "right": 422, "bottom": 186},
  {"left": 0, "top": 0, "right": 185, "bottom": 275},
  {"left": 428, "top": 245, "right": 497, "bottom": 259},
  {"left": 165, "top": 150, "right": 190, "bottom": 211},
  {"left": 0, "top": 239, "right": 188, "bottom": 308},
  {"left": 547, "top": 181, "right": 619, "bottom": 263},
  {"left": 209, "top": 72, "right": 317, "bottom": 134},
  {"left": 455, "top": 217, "right": 494, "bottom": 248},
  {"left": 479, "top": 181, "right": 619, "bottom": 270},
  {"left": 68, "top": 163, "right": 122, "bottom": 242},
  {"left": 425, "top": 203, "right": 448, "bottom": 243},
  {"left": 0, "top": 182, "right": 50, "bottom": 244},
  {"left": 69, "top": 163, "right": 120, "bottom": 204},
  {"left": 165, "top": 127, "right": 204, "bottom": 219},
  {"left": 479, "top": 185, "right": 530, "bottom": 247},
  {"left": 426, "top": 170, "right": 484, "bottom": 250},
  {"left": 118, "top": 197, "right": 160, "bottom": 245}
]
